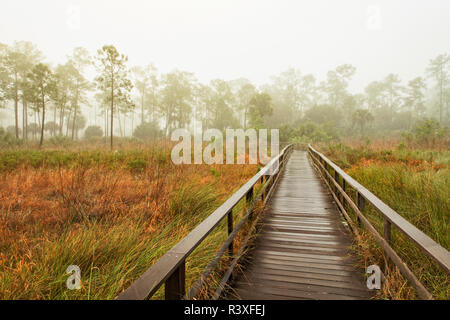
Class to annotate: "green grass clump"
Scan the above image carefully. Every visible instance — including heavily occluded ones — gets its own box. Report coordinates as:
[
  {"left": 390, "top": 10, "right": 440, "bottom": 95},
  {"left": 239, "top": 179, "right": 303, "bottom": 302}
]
[
  {"left": 0, "top": 148, "right": 172, "bottom": 172},
  {"left": 170, "top": 183, "right": 218, "bottom": 218}
]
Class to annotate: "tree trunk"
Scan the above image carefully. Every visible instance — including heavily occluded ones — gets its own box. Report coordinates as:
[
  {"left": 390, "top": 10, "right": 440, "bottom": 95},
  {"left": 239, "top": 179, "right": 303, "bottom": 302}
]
[
  {"left": 105, "top": 108, "right": 108, "bottom": 140},
  {"left": 141, "top": 88, "right": 145, "bottom": 124},
  {"left": 151, "top": 89, "right": 155, "bottom": 122},
  {"left": 244, "top": 108, "right": 247, "bottom": 130},
  {"left": 59, "top": 104, "right": 65, "bottom": 136},
  {"left": 105, "top": 108, "right": 109, "bottom": 137},
  {"left": 72, "top": 87, "right": 79, "bottom": 140},
  {"left": 124, "top": 113, "right": 126, "bottom": 137},
  {"left": 25, "top": 101, "right": 28, "bottom": 140},
  {"left": 71, "top": 104, "right": 78, "bottom": 140},
  {"left": 118, "top": 109, "right": 123, "bottom": 137},
  {"left": 66, "top": 110, "right": 71, "bottom": 136},
  {"left": 34, "top": 110, "right": 38, "bottom": 140},
  {"left": 22, "top": 99, "right": 25, "bottom": 139},
  {"left": 111, "top": 73, "right": 114, "bottom": 150},
  {"left": 14, "top": 72, "right": 19, "bottom": 139},
  {"left": 439, "top": 66, "right": 443, "bottom": 124},
  {"left": 22, "top": 98, "right": 28, "bottom": 141},
  {"left": 53, "top": 104, "right": 57, "bottom": 136},
  {"left": 131, "top": 111, "right": 134, "bottom": 136},
  {"left": 39, "top": 94, "right": 45, "bottom": 148}
]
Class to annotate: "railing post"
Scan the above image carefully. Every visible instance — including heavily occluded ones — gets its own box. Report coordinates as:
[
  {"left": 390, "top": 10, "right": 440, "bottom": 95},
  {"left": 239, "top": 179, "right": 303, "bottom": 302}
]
[
  {"left": 356, "top": 192, "right": 365, "bottom": 227},
  {"left": 334, "top": 170, "right": 339, "bottom": 195},
  {"left": 165, "top": 260, "right": 186, "bottom": 300},
  {"left": 227, "top": 209, "right": 234, "bottom": 257},
  {"left": 342, "top": 179, "right": 346, "bottom": 208},
  {"left": 384, "top": 218, "right": 392, "bottom": 244},
  {"left": 247, "top": 186, "right": 254, "bottom": 219},
  {"left": 246, "top": 186, "right": 253, "bottom": 202},
  {"left": 227, "top": 209, "right": 234, "bottom": 282},
  {"left": 262, "top": 176, "right": 267, "bottom": 201}
]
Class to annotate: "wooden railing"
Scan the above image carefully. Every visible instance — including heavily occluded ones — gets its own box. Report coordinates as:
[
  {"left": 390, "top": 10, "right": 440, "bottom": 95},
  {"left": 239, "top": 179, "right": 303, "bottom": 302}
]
[
  {"left": 117, "top": 144, "right": 294, "bottom": 300},
  {"left": 308, "top": 145, "right": 450, "bottom": 300}
]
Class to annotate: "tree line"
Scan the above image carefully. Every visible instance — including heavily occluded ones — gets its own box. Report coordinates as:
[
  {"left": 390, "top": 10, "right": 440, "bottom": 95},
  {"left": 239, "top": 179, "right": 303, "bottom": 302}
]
[{"left": 0, "top": 41, "right": 448, "bottom": 148}]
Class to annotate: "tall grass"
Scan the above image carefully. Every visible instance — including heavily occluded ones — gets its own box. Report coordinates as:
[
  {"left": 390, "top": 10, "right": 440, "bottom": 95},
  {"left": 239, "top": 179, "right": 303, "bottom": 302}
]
[
  {"left": 321, "top": 142, "right": 450, "bottom": 299},
  {"left": 0, "top": 145, "right": 258, "bottom": 299}
]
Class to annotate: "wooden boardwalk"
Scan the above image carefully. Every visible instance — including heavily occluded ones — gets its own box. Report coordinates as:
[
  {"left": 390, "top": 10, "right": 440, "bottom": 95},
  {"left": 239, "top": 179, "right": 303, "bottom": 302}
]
[
  {"left": 231, "top": 150, "right": 373, "bottom": 300},
  {"left": 119, "top": 145, "right": 448, "bottom": 300}
]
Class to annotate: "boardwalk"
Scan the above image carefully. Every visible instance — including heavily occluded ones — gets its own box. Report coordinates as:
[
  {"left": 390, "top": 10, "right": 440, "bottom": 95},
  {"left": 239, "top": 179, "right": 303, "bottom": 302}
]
[
  {"left": 231, "top": 150, "right": 373, "bottom": 300},
  {"left": 119, "top": 145, "right": 448, "bottom": 300}
]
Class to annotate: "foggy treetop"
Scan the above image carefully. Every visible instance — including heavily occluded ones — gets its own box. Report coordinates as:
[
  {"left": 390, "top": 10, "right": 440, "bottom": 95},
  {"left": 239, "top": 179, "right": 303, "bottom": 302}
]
[{"left": 0, "top": 41, "right": 448, "bottom": 147}]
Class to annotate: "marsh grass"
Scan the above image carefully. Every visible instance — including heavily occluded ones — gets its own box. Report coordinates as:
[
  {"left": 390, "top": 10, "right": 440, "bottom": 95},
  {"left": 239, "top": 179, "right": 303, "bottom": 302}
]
[
  {"left": 321, "top": 142, "right": 450, "bottom": 299},
  {"left": 0, "top": 144, "right": 260, "bottom": 299}
]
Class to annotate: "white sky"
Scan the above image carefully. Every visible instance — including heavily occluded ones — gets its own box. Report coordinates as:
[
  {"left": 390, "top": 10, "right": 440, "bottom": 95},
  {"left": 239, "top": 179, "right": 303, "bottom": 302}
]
[{"left": 1, "top": 0, "right": 450, "bottom": 92}]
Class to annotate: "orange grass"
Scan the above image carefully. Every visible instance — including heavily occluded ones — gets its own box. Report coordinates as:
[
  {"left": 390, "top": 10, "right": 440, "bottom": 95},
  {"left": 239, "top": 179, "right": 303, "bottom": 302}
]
[{"left": 0, "top": 144, "right": 259, "bottom": 299}]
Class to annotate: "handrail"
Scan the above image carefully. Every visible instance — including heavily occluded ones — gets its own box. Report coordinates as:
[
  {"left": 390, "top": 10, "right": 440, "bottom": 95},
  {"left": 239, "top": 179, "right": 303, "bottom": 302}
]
[
  {"left": 308, "top": 144, "right": 450, "bottom": 299},
  {"left": 117, "top": 144, "right": 294, "bottom": 300}
]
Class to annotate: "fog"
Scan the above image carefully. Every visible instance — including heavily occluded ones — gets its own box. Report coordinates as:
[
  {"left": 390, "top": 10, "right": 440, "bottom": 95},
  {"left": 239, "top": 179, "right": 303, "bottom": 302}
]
[
  {"left": 0, "top": 2, "right": 449, "bottom": 302},
  {"left": 0, "top": 0, "right": 449, "bottom": 146},
  {"left": 2, "top": 0, "right": 449, "bottom": 90}
]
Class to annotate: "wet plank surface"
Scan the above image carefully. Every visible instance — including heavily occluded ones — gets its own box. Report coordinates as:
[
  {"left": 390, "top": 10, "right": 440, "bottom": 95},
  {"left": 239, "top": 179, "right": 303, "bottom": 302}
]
[{"left": 230, "top": 150, "right": 373, "bottom": 300}]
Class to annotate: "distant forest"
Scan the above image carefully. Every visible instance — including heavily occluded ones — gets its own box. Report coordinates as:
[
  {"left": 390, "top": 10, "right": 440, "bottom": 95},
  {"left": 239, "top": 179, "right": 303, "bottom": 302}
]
[{"left": 0, "top": 41, "right": 449, "bottom": 147}]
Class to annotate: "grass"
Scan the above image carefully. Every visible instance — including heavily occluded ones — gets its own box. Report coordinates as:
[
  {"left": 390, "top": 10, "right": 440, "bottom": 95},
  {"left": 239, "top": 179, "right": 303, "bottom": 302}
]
[
  {"left": 0, "top": 142, "right": 260, "bottom": 299},
  {"left": 319, "top": 141, "right": 450, "bottom": 299}
]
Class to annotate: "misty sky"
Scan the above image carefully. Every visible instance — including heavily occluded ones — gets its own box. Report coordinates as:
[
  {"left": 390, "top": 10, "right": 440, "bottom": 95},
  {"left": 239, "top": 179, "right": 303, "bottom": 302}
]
[{"left": 1, "top": 0, "right": 450, "bottom": 92}]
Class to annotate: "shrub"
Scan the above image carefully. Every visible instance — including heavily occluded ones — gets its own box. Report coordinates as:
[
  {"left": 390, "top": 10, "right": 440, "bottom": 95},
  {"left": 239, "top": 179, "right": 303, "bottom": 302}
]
[
  {"left": 133, "top": 121, "right": 161, "bottom": 141},
  {"left": 6, "top": 125, "right": 21, "bottom": 137},
  {"left": 0, "top": 127, "right": 20, "bottom": 147},
  {"left": 412, "top": 119, "right": 449, "bottom": 147},
  {"left": 84, "top": 126, "right": 103, "bottom": 139},
  {"left": 47, "top": 135, "right": 73, "bottom": 147},
  {"left": 126, "top": 158, "right": 148, "bottom": 172},
  {"left": 287, "top": 121, "right": 336, "bottom": 143}
]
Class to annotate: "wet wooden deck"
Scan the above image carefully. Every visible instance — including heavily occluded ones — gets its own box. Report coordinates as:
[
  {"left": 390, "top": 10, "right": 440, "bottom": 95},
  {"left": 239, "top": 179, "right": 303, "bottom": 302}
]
[{"left": 231, "top": 150, "right": 373, "bottom": 300}]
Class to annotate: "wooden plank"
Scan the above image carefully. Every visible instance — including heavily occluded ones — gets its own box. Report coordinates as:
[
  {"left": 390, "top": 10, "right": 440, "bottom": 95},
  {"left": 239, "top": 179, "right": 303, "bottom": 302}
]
[
  {"left": 258, "top": 235, "right": 351, "bottom": 248},
  {"left": 232, "top": 283, "right": 367, "bottom": 300},
  {"left": 229, "top": 287, "right": 303, "bottom": 300},
  {"left": 234, "top": 278, "right": 372, "bottom": 299},
  {"left": 254, "top": 248, "right": 356, "bottom": 263},
  {"left": 262, "top": 230, "right": 344, "bottom": 240},
  {"left": 237, "top": 273, "right": 371, "bottom": 295},
  {"left": 248, "top": 266, "right": 363, "bottom": 284},
  {"left": 247, "top": 261, "right": 357, "bottom": 277},
  {"left": 252, "top": 253, "right": 359, "bottom": 269},
  {"left": 265, "top": 216, "right": 338, "bottom": 223},
  {"left": 259, "top": 227, "right": 346, "bottom": 236},
  {"left": 256, "top": 243, "right": 350, "bottom": 254}
]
